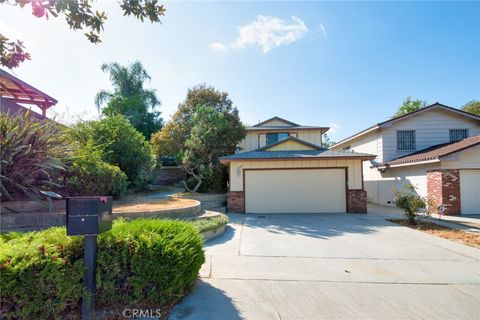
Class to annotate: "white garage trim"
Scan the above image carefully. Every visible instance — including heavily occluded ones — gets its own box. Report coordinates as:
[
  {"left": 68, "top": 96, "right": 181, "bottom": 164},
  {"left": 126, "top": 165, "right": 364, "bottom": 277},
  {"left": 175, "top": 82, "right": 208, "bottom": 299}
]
[
  {"left": 460, "top": 169, "right": 480, "bottom": 215},
  {"left": 244, "top": 167, "right": 348, "bottom": 214}
]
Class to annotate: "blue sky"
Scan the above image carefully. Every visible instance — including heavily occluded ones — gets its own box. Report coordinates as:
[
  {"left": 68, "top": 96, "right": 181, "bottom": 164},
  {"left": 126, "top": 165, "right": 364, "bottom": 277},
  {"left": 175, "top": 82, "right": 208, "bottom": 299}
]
[{"left": 1, "top": 1, "right": 479, "bottom": 141}]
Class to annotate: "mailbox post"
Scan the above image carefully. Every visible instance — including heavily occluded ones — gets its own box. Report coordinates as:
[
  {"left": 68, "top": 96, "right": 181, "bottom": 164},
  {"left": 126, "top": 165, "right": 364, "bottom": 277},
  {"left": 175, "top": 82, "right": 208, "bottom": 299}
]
[{"left": 66, "top": 196, "right": 112, "bottom": 320}]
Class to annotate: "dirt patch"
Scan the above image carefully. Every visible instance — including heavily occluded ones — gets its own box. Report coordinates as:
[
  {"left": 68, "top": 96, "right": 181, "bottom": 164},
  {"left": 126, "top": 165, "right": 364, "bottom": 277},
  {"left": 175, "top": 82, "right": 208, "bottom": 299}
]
[
  {"left": 387, "top": 219, "right": 480, "bottom": 249},
  {"left": 113, "top": 197, "right": 197, "bottom": 213}
]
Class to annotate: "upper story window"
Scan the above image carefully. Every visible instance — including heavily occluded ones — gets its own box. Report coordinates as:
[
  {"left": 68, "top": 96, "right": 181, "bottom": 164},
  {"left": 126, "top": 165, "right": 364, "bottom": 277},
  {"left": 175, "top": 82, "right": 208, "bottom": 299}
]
[
  {"left": 397, "top": 130, "right": 416, "bottom": 151},
  {"left": 266, "top": 132, "right": 289, "bottom": 146},
  {"left": 449, "top": 129, "right": 468, "bottom": 142}
]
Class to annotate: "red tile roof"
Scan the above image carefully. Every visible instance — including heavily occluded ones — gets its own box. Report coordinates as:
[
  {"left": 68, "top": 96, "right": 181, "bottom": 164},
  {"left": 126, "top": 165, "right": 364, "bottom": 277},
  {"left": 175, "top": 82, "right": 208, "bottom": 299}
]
[{"left": 383, "top": 135, "right": 480, "bottom": 167}]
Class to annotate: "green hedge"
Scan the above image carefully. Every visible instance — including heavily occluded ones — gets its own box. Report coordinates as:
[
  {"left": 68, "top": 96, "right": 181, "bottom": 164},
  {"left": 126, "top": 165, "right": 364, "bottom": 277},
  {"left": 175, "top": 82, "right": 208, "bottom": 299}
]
[
  {"left": 192, "top": 214, "right": 229, "bottom": 234},
  {"left": 0, "top": 219, "right": 205, "bottom": 319}
]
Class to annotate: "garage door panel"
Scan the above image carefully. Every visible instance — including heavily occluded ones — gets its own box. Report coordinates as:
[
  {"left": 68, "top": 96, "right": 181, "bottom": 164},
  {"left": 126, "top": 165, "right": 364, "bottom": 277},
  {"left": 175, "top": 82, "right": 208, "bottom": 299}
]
[
  {"left": 460, "top": 170, "right": 480, "bottom": 215},
  {"left": 245, "top": 169, "right": 346, "bottom": 213}
]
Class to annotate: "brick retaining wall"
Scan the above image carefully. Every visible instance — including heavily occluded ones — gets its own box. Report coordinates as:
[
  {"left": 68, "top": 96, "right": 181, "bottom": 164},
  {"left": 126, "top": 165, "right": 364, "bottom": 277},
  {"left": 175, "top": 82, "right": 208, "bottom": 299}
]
[{"left": 153, "top": 167, "right": 186, "bottom": 185}]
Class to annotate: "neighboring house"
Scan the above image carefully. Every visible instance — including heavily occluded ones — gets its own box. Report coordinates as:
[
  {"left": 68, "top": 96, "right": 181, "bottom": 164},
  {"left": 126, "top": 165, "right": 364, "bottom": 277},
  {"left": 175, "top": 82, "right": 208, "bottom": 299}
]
[
  {"left": 332, "top": 103, "right": 480, "bottom": 215},
  {"left": 220, "top": 117, "right": 375, "bottom": 214},
  {"left": 0, "top": 69, "right": 57, "bottom": 120}
]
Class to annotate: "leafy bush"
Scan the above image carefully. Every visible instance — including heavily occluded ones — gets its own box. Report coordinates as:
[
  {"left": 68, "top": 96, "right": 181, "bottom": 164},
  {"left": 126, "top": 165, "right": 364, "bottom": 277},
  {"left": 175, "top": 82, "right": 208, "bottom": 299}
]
[
  {"left": 393, "top": 184, "right": 427, "bottom": 225},
  {"left": 0, "top": 112, "right": 68, "bottom": 201},
  {"left": 69, "top": 115, "right": 154, "bottom": 190},
  {"left": 191, "top": 214, "right": 229, "bottom": 233},
  {"left": 64, "top": 144, "right": 128, "bottom": 198},
  {"left": 0, "top": 219, "right": 205, "bottom": 319}
]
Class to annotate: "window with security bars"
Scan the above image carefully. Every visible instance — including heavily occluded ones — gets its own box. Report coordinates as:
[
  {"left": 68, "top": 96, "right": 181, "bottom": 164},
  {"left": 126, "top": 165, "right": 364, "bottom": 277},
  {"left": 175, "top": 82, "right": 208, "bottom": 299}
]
[
  {"left": 397, "top": 130, "right": 416, "bottom": 151},
  {"left": 449, "top": 129, "right": 468, "bottom": 142}
]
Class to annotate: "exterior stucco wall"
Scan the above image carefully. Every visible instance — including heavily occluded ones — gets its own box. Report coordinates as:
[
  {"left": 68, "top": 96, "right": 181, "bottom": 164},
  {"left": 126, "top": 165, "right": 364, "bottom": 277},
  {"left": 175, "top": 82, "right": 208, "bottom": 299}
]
[
  {"left": 229, "top": 159, "right": 363, "bottom": 192},
  {"left": 364, "top": 163, "right": 438, "bottom": 206}
]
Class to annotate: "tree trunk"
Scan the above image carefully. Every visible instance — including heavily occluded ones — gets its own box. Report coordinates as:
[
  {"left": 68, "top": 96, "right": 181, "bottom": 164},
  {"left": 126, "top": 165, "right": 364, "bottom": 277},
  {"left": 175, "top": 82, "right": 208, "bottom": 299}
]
[
  {"left": 407, "top": 210, "right": 416, "bottom": 225},
  {"left": 183, "top": 168, "right": 202, "bottom": 193}
]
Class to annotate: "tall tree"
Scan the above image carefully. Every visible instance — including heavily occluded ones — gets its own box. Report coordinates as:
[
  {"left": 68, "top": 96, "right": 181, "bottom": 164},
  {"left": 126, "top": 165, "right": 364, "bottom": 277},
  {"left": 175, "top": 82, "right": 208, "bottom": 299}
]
[
  {"left": 181, "top": 105, "right": 244, "bottom": 192},
  {"left": 0, "top": 0, "right": 166, "bottom": 68},
  {"left": 393, "top": 97, "right": 428, "bottom": 118},
  {"left": 461, "top": 100, "right": 480, "bottom": 115},
  {"left": 151, "top": 83, "right": 245, "bottom": 158},
  {"left": 322, "top": 133, "right": 335, "bottom": 148},
  {"left": 95, "top": 61, "right": 163, "bottom": 139},
  {"left": 151, "top": 84, "right": 245, "bottom": 193}
]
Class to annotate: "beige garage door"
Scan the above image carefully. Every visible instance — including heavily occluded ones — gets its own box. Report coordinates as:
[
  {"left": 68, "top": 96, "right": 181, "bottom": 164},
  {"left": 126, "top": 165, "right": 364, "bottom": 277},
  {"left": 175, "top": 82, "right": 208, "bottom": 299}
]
[
  {"left": 460, "top": 170, "right": 480, "bottom": 215},
  {"left": 244, "top": 168, "right": 346, "bottom": 213}
]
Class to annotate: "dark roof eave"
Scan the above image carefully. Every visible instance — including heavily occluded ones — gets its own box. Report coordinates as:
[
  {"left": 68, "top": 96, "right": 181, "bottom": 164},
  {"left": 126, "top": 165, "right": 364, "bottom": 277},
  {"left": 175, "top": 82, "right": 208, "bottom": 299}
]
[
  {"left": 246, "top": 126, "right": 329, "bottom": 131},
  {"left": 252, "top": 116, "right": 300, "bottom": 127},
  {"left": 221, "top": 155, "right": 376, "bottom": 164}
]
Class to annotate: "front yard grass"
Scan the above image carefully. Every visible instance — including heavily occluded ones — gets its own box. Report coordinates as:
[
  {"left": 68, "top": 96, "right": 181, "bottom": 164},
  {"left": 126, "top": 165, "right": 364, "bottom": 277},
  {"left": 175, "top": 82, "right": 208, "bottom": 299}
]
[{"left": 387, "top": 218, "right": 480, "bottom": 248}]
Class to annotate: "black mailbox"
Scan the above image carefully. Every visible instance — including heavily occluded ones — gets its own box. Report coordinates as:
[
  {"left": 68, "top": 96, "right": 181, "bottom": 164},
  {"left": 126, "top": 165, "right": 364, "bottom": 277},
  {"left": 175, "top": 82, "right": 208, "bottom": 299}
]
[{"left": 66, "top": 196, "right": 112, "bottom": 236}]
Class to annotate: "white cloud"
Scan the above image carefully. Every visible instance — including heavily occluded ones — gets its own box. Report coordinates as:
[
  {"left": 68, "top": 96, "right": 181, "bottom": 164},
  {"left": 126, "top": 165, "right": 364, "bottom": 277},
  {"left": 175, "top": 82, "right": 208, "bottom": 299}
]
[
  {"left": 209, "top": 42, "right": 228, "bottom": 52},
  {"left": 232, "top": 15, "right": 308, "bottom": 53},
  {"left": 319, "top": 24, "right": 327, "bottom": 36},
  {"left": 328, "top": 122, "right": 342, "bottom": 135}
]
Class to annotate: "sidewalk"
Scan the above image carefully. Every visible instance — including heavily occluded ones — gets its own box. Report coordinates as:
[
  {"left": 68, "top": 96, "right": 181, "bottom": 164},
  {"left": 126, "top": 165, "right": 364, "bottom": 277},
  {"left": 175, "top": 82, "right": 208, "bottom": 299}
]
[
  {"left": 368, "top": 203, "right": 480, "bottom": 234},
  {"left": 426, "top": 214, "right": 480, "bottom": 234}
]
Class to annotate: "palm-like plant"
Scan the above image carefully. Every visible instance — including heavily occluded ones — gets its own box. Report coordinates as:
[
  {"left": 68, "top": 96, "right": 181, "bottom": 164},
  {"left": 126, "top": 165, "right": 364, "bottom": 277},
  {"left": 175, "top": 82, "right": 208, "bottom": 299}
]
[
  {"left": 95, "top": 61, "right": 162, "bottom": 139},
  {"left": 0, "top": 112, "right": 68, "bottom": 201}
]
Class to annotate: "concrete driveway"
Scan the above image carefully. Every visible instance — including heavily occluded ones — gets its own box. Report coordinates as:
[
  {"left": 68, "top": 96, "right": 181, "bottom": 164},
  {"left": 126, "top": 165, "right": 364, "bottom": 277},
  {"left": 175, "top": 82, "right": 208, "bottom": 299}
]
[{"left": 171, "top": 206, "right": 480, "bottom": 320}]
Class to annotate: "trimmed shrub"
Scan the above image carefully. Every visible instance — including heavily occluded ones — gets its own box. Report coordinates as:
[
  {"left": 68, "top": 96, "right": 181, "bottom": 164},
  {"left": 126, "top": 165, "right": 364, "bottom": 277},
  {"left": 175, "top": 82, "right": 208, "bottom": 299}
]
[
  {"left": 64, "top": 145, "right": 128, "bottom": 198},
  {"left": 95, "top": 219, "right": 204, "bottom": 308},
  {"left": 191, "top": 214, "right": 229, "bottom": 234},
  {"left": 0, "top": 228, "right": 85, "bottom": 319},
  {"left": 0, "top": 219, "right": 205, "bottom": 319}
]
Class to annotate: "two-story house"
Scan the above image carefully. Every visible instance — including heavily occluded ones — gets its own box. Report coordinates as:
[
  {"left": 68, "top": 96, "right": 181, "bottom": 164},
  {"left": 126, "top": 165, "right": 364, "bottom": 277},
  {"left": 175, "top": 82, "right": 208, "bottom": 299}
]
[
  {"left": 332, "top": 103, "right": 480, "bottom": 215},
  {"left": 220, "top": 117, "right": 375, "bottom": 214}
]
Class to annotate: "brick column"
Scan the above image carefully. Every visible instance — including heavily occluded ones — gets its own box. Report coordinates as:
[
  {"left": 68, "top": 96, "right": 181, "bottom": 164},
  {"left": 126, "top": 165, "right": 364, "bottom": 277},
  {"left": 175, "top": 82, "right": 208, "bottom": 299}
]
[
  {"left": 427, "top": 169, "right": 461, "bottom": 215},
  {"left": 227, "top": 191, "right": 245, "bottom": 213},
  {"left": 347, "top": 190, "right": 367, "bottom": 213}
]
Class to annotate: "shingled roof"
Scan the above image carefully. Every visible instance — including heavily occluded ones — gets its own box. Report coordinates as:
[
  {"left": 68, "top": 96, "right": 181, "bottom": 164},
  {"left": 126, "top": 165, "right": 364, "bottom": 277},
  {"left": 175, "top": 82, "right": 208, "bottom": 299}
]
[
  {"left": 220, "top": 148, "right": 375, "bottom": 164},
  {"left": 379, "top": 135, "right": 480, "bottom": 168}
]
